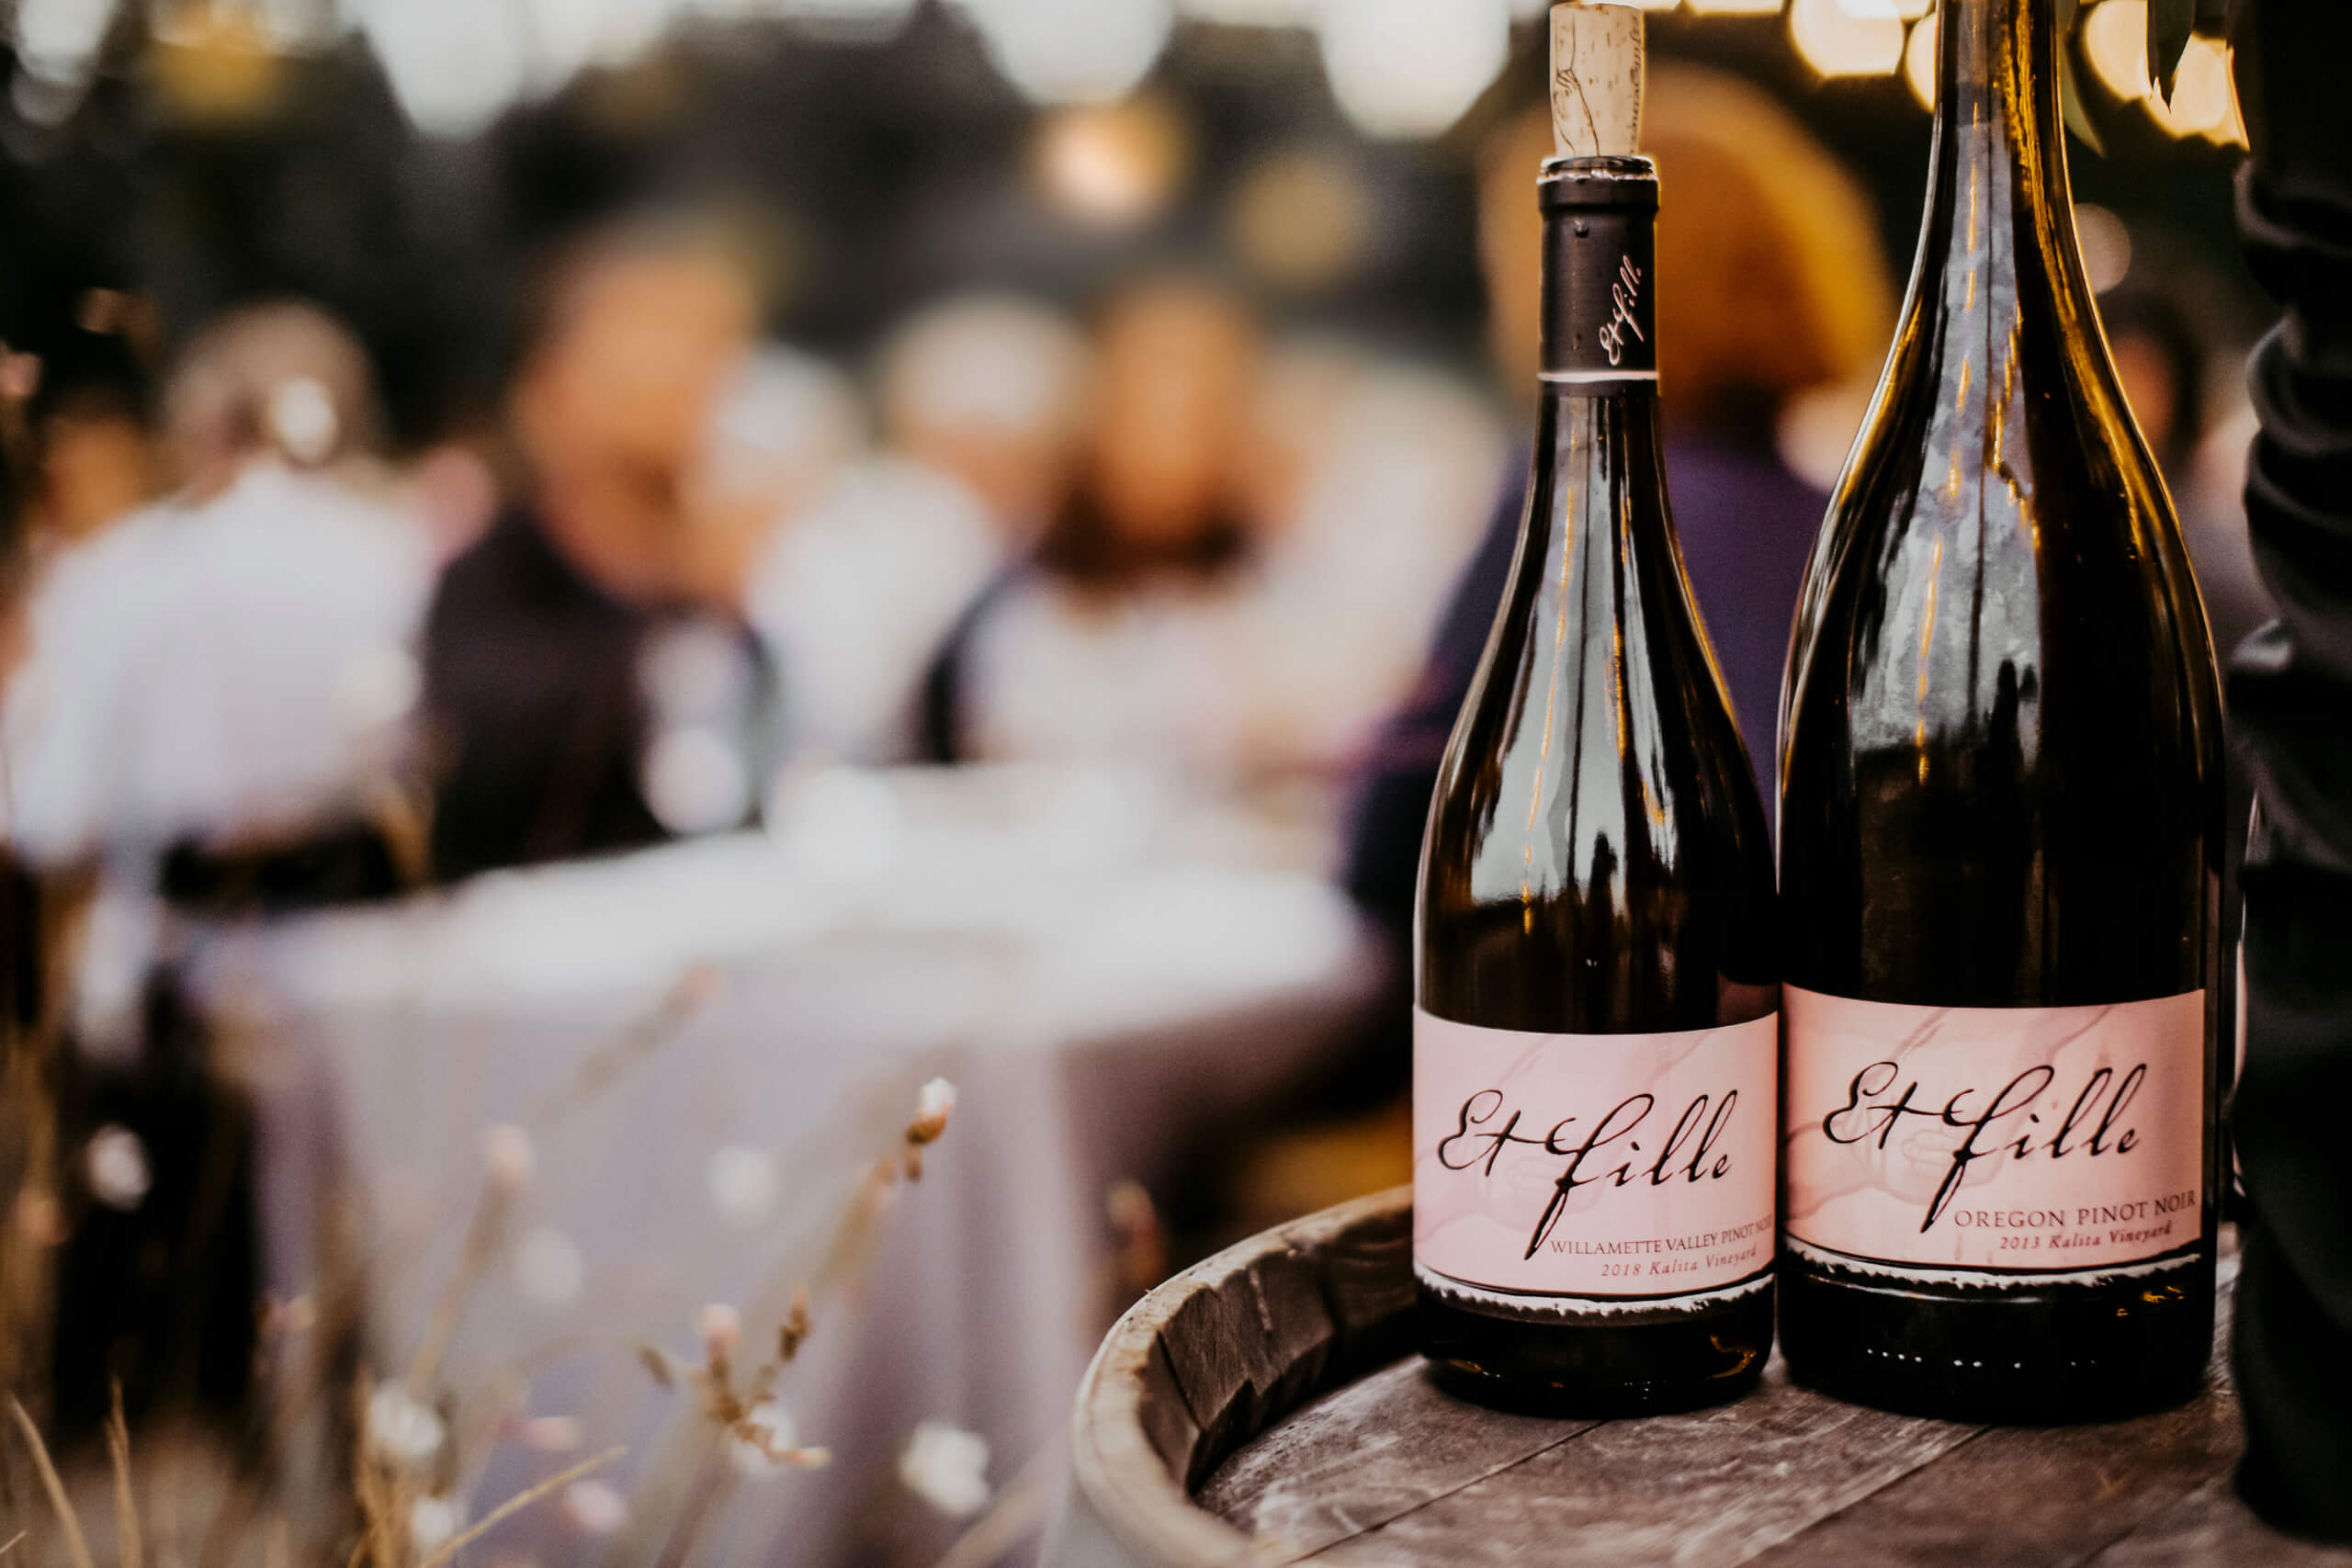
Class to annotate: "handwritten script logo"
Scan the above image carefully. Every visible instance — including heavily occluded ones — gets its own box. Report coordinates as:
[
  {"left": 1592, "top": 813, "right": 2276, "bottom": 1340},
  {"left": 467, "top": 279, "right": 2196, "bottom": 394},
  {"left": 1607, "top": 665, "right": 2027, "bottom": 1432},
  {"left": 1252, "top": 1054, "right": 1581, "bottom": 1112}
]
[
  {"left": 1438, "top": 1088, "right": 1736, "bottom": 1260},
  {"left": 1821, "top": 1061, "right": 2147, "bottom": 1235},
  {"left": 1598, "top": 255, "right": 1645, "bottom": 366}
]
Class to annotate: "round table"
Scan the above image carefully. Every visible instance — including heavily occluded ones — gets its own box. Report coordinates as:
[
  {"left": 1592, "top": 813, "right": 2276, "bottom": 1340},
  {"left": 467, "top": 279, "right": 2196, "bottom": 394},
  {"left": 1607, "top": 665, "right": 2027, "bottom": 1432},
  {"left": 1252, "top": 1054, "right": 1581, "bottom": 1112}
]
[
  {"left": 198, "top": 769, "right": 1388, "bottom": 1568},
  {"left": 1051, "top": 1188, "right": 2352, "bottom": 1568}
]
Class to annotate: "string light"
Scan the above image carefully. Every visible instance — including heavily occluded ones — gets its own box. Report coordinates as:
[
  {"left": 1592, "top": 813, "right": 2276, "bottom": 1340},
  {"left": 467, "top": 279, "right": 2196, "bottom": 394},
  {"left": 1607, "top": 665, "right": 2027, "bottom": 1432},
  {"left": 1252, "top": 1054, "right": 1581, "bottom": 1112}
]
[
  {"left": 958, "top": 0, "right": 1175, "bottom": 105},
  {"left": 1790, "top": 0, "right": 1905, "bottom": 78},
  {"left": 2074, "top": 203, "right": 2132, "bottom": 292},
  {"left": 1903, "top": 12, "right": 1935, "bottom": 108},
  {"left": 2142, "top": 33, "right": 2231, "bottom": 138},
  {"left": 2083, "top": 1, "right": 2152, "bottom": 101},
  {"left": 362, "top": 0, "right": 531, "bottom": 139},
  {"left": 2213, "top": 61, "right": 2250, "bottom": 147},
  {"left": 1319, "top": 0, "right": 1510, "bottom": 140},
  {"left": 1180, "top": 0, "right": 1315, "bottom": 22},
  {"left": 775, "top": 0, "right": 921, "bottom": 42},
  {"left": 1034, "top": 97, "right": 1193, "bottom": 227}
]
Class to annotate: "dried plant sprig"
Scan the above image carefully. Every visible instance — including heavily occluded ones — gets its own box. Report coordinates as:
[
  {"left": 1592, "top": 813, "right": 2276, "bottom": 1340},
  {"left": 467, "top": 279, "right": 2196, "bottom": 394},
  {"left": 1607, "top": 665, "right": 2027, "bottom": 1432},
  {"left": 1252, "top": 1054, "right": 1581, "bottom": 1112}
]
[
  {"left": 637, "top": 1343, "right": 684, "bottom": 1390},
  {"left": 535, "top": 965, "right": 726, "bottom": 1125},
  {"left": 6, "top": 1393, "right": 97, "bottom": 1568},
  {"left": 928, "top": 1433, "right": 1065, "bottom": 1568},
  {"left": 349, "top": 1377, "right": 398, "bottom": 1568},
  {"left": 905, "top": 1077, "right": 956, "bottom": 1146},
  {"left": 633, "top": 1077, "right": 958, "bottom": 1568},
  {"left": 777, "top": 1284, "right": 811, "bottom": 1364},
  {"left": 0, "top": 1529, "right": 24, "bottom": 1557},
  {"left": 402, "top": 1127, "right": 528, "bottom": 1402},
  {"left": 107, "top": 1382, "right": 142, "bottom": 1568},
  {"left": 413, "top": 1445, "right": 624, "bottom": 1568}
]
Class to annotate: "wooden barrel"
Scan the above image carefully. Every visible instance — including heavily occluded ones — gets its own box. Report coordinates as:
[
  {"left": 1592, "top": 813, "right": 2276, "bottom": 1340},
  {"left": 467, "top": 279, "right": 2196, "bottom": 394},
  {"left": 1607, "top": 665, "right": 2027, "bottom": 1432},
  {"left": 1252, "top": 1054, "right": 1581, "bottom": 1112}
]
[{"left": 1046, "top": 1186, "right": 2352, "bottom": 1568}]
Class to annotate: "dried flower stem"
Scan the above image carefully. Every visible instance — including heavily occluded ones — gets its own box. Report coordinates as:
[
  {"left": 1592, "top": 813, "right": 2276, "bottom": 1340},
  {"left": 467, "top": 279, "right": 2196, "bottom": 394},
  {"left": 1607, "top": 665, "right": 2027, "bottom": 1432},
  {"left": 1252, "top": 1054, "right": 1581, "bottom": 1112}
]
[
  {"left": 533, "top": 966, "right": 722, "bottom": 1126},
  {"left": 403, "top": 1181, "right": 509, "bottom": 1402},
  {"left": 0, "top": 1529, "right": 24, "bottom": 1556},
  {"left": 413, "top": 1445, "right": 624, "bottom": 1568},
  {"left": 107, "top": 1382, "right": 142, "bottom": 1568},
  {"left": 347, "top": 1378, "right": 396, "bottom": 1568},
  {"left": 929, "top": 1432, "right": 1064, "bottom": 1568},
  {"left": 649, "top": 1438, "right": 734, "bottom": 1568},
  {"left": 6, "top": 1393, "right": 96, "bottom": 1568}
]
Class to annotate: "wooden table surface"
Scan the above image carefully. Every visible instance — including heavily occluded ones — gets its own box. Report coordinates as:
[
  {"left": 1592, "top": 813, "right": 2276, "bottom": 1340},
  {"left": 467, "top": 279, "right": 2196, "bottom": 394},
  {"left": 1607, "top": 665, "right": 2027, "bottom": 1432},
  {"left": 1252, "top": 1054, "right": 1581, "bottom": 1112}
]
[{"left": 1055, "top": 1189, "right": 2352, "bottom": 1568}]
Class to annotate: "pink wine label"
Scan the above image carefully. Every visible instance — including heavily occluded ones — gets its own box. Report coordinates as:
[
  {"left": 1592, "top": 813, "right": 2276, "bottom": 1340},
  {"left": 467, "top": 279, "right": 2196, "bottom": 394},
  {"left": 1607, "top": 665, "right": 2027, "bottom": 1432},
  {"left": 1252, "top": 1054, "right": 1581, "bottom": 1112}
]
[
  {"left": 1783, "top": 987, "right": 2207, "bottom": 1277},
  {"left": 1414, "top": 1010, "right": 1777, "bottom": 1310}
]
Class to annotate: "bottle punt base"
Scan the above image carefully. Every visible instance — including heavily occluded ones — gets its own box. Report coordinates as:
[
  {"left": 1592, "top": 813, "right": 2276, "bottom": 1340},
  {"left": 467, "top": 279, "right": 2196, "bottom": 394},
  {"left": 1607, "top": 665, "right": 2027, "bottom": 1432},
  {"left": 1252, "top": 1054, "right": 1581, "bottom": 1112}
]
[
  {"left": 1777, "top": 1254, "right": 2215, "bottom": 1424},
  {"left": 1417, "top": 1280, "right": 1772, "bottom": 1417}
]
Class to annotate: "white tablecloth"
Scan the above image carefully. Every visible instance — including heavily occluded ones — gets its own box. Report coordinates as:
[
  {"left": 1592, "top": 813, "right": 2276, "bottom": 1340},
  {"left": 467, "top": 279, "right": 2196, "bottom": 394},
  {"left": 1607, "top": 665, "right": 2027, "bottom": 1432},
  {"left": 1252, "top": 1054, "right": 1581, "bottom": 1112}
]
[{"left": 194, "top": 766, "right": 1385, "bottom": 1567}]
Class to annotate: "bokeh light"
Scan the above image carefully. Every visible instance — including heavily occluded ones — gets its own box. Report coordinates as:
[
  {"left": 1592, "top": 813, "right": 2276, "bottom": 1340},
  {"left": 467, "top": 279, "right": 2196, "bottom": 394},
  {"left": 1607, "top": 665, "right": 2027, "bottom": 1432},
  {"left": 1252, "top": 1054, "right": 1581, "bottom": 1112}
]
[
  {"left": 1034, "top": 97, "right": 1194, "bottom": 229},
  {"left": 361, "top": 0, "right": 533, "bottom": 139},
  {"left": 2143, "top": 35, "right": 2232, "bottom": 139},
  {"left": 775, "top": 0, "right": 922, "bottom": 42},
  {"left": 1318, "top": 0, "right": 1510, "bottom": 141},
  {"left": 1789, "top": 0, "right": 1905, "bottom": 79},
  {"left": 1903, "top": 12, "right": 1936, "bottom": 108},
  {"left": 2084, "top": 0, "right": 2153, "bottom": 102},
  {"left": 1179, "top": 0, "right": 1316, "bottom": 24},
  {"left": 957, "top": 0, "right": 1176, "bottom": 106},
  {"left": 2075, "top": 202, "right": 2132, "bottom": 293},
  {"left": 1226, "top": 148, "right": 1374, "bottom": 291}
]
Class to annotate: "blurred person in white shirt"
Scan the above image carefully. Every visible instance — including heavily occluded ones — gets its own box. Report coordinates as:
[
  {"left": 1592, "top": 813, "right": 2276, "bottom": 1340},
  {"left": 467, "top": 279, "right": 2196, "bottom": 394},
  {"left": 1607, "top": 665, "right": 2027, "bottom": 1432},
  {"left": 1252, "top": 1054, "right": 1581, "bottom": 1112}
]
[
  {"left": 726, "top": 344, "right": 1002, "bottom": 763},
  {"left": 1, "top": 299, "right": 434, "bottom": 1438},
  {"left": 4, "top": 299, "right": 433, "bottom": 905},
  {"left": 1236, "top": 343, "right": 1502, "bottom": 776},
  {"left": 874, "top": 291, "right": 1092, "bottom": 549},
  {"left": 927, "top": 275, "right": 1263, "bottom": 780}
]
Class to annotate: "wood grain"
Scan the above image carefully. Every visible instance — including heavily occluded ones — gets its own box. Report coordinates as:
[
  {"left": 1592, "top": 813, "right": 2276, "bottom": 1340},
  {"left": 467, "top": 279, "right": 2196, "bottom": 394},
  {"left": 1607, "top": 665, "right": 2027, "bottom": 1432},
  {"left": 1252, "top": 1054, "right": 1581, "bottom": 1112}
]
[
  {"left": 2088, "top": 1476, "right": 2352, "bottom": 1567},
  {"left": 1197, "top": 1359, "right": 1600, "bottom": 1562},
  {"left": 1740, "top": 1394, "right": 2237, "bottom": 1568},
  {"left": 1293, "top": 1359, "right": 1977, "bottom": 1568}
]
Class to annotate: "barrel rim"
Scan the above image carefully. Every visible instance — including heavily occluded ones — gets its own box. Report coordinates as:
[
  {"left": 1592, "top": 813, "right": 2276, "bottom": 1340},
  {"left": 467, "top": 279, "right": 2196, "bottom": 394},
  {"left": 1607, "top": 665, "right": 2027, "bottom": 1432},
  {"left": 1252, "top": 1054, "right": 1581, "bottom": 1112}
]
[{"left": 1066, "top": 1185, "right": 1415, "bottom": 1566}]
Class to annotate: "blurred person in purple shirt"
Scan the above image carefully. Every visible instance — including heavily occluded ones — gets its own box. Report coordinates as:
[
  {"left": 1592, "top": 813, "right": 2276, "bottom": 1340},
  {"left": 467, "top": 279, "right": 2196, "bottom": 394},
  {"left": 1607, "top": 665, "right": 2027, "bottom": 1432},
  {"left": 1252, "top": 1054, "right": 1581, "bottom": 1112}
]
[{"left": 1347, "top": 65, "right": 1895, "bottom": 942}]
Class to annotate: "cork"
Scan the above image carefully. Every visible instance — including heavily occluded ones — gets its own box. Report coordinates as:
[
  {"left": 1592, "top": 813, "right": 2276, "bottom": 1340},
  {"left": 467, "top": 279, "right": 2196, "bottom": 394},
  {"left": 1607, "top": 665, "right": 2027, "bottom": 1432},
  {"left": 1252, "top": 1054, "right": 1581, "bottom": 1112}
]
[{"left": 1550, "top": 2, "right": 1645, "bottom": 160}]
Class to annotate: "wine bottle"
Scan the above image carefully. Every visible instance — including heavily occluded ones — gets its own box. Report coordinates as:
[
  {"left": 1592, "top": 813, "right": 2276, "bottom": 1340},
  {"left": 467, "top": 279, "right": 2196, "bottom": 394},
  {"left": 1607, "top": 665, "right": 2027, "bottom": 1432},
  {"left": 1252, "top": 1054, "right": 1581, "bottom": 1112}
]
[
  {"left": 1776, "top": 0, "right": 2224, "bottom": 1421},
  {"left": 1413, "top": 1, "right": 1779, "bottom": 1416}
]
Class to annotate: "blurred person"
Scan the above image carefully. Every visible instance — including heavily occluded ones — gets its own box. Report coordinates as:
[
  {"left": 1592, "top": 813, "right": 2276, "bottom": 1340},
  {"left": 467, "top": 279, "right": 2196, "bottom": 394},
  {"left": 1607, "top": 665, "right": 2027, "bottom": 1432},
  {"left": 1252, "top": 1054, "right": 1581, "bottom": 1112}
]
[
  {"left": 922, "top": 274, "right": 1262, "bottom": 776},
  {"left": 0, "top": 298, "right": 430, "bottom": 1439},
  {"left": 16, "top": 326, "right": 158, "bottom": 558},
  {"left": 4, "top": 299, "right": 432, "bottom": 895},
  {"left": 421, "top": 214, "right": 779, "bottom": 882},
  {"left": 1346, "top": 65, "right": 1897, "bottom": 940},
  {"left": 731, "top": 344, "right": 1002, "bottom": 762},
  {"left": 1238, "top": 344, "right": 1504, "bottom": 778},
  {"left": 874, "top": 291, "right": 1093, "bottom": 547},
  {"left": 2222, "top": 0, "right": 2352, "bottom": 1535}
]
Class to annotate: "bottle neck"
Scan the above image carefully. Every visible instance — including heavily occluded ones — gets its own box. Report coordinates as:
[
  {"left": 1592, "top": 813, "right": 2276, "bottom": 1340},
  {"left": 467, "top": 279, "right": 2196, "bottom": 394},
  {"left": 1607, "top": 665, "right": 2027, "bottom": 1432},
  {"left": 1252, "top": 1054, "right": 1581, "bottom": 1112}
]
[
  {"left": 1537, "top": 158, "right": 1660, "bottom": 398},
  {"left": 1914, "top": 0, "right": 2088, "bottom": 338}
]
